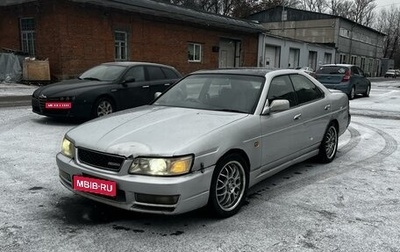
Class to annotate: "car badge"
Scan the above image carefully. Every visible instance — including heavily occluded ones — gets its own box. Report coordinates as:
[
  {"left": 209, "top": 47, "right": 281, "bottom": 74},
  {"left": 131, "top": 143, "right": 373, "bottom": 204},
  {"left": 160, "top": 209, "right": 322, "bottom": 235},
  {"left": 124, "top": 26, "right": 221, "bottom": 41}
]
[{"left": 39, "top": 94, "right": 47, "bottom": 99}]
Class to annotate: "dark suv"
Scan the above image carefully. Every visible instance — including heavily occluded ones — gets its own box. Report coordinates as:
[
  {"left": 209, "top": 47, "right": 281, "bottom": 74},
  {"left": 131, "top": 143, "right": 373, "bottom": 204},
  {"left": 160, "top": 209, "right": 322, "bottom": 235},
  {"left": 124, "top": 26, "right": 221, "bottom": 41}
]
[{"left": 315, "top": 64, "right": 371, "bottom": 99}]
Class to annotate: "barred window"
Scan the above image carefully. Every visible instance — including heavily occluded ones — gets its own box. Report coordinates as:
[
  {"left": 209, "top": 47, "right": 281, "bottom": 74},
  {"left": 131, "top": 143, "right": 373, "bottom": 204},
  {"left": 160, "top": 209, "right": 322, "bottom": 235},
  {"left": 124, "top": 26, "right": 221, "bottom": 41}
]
[{"left": 20, "top": 18, "right": 36, "bottom": 56}]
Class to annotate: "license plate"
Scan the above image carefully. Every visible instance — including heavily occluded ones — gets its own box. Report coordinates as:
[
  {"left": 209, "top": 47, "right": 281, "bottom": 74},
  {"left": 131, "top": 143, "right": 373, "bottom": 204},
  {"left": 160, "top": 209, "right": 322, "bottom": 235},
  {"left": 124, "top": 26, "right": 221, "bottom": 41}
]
[
  {"left": 73, "top": 175, "right": 117, "bottom": 197},
  {"left": 45, "top": 102, "right": 72, "bottom": 109}
]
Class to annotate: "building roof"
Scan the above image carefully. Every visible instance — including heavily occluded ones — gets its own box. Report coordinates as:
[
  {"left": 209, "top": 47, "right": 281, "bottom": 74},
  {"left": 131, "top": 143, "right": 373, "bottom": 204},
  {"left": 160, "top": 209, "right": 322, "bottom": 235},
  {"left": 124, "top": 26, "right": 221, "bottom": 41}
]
[
  {"left": 0, "top": 0, "right": 265, "bottom": 33},
  {"left": 248, "top": 6, "right": 385, "bottom": 36}
]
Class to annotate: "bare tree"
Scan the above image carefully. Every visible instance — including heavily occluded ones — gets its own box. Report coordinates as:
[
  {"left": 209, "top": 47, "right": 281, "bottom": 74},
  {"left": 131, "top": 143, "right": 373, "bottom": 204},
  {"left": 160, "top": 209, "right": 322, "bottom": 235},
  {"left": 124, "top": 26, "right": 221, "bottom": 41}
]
[
  {"left": 300, "top": 0, "right": 328, "bottom": 12},
  {"left": 375, "top": 7, "right": 400, "bottom": 60},
  {"left": 351, "top": 0, "right": 376, "bottom": 26}
]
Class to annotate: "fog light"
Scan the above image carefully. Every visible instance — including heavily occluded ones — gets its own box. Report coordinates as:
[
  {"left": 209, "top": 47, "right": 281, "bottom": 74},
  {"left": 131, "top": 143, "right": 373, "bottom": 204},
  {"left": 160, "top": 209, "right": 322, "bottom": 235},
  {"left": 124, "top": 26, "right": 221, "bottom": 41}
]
[{"left": 135, "top": 193, "right": 179, "bottom": 205}]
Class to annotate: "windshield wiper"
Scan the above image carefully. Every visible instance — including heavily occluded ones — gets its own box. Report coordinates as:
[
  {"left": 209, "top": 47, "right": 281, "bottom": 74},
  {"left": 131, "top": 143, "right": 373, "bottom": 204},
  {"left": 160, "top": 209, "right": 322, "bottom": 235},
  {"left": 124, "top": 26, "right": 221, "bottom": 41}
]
[
  {"left": 81, "top": 77, "right": 101, "bottom": 81},
  {"left": 215, "top": 108, "right": 246, "bottom": 113}
]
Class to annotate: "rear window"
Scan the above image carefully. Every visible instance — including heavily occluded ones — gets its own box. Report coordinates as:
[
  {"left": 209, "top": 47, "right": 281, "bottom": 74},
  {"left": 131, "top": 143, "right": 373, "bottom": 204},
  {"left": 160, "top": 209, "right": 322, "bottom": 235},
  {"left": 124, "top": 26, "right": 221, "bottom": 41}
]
[{"left": 316, "top": 66, "right": 349, "bottom": 74}]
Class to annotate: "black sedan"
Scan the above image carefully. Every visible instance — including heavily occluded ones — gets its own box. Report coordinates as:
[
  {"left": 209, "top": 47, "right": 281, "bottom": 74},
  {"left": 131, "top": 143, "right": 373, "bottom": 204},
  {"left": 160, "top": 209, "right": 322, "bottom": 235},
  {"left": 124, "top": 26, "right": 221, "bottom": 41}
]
[{"left": 32, "top": 62, "right": 181, "bottom": 119}]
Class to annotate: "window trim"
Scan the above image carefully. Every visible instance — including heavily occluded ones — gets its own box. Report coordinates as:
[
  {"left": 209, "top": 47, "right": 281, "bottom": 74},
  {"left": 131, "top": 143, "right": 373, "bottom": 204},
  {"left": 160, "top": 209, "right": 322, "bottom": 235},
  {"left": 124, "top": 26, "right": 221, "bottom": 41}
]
[
  {"left": 20, "top": 17, "right": 36, "bottom": 56},
  {"left": 188, "top": 43, "right": 202, "bottom": 63},
  {"left": 114, "top": 30, "right": 128, "bottom": 61}
]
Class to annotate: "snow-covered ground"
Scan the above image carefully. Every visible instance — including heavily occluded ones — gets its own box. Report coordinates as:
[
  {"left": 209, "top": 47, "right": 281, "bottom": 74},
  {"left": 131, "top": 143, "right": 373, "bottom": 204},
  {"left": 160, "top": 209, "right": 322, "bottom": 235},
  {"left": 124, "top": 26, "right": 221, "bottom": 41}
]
[
  {"left": 0, "top": 82, "right": 38, "bottom": 97},
  {"left": 0, "top": 79, "right": 400, "bottom": 251}
]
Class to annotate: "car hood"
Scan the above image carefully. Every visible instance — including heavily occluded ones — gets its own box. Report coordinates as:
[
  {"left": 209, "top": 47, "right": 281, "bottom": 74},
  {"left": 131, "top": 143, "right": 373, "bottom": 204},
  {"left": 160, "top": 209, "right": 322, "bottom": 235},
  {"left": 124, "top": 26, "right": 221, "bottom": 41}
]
[
  {"left": 33, "top": 79, "right": 111, "bottom": 97},
  {"left": 67, "top": 106, "right": 249, "bottom": 157}
]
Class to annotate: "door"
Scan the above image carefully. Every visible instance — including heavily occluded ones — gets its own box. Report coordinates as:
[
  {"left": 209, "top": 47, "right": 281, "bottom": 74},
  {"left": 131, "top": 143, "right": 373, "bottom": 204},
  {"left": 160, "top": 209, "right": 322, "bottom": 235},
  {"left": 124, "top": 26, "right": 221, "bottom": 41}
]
[
  {"left": 219, "top": 39, "right": 241, "bottom": 68},
  {"left": 289, "top": 74, "right": 329, "bottom": 149},
  {"left": 117, "top": 66, "right": 150, "bottom": 109},
  {"left": 145, "top": 66, "right": 177, "bottom": 100},
  {"left": 260, "top": 75, "right": 305, "bottom": 170},
  {"left": 265, "top": 45, "right": 280, "bottom": 68}
]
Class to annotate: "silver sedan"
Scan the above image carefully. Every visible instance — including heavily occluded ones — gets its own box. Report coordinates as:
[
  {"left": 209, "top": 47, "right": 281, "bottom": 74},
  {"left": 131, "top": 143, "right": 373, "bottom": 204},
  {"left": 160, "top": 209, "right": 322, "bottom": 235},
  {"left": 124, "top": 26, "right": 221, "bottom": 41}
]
[{"left": 57, "top": 68, "right": 350, "bottom": 217}]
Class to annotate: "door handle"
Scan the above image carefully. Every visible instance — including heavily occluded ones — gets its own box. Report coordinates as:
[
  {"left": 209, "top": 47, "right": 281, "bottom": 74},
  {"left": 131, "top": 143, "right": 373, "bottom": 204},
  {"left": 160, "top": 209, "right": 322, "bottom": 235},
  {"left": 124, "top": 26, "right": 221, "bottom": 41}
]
[
  {"left": 324, "top": 104, "right": 331, "bottom": 110},
  {"left": 164, "top": 83, "right": 171, "bottom": 86},
  {"left": 142, "top": 85, "right": 149, "bottom": 88},
  {"left": 294, "top": 114, "right": 302, "bottom": 120}
]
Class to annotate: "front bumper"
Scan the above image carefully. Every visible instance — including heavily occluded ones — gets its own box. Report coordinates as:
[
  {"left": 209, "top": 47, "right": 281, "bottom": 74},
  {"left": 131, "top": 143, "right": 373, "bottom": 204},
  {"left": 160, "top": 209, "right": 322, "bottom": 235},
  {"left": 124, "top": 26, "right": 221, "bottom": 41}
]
[
  {"left": 32, "top": 97, "right": 91, "bottom": 118},
  {"left": 56, "top": 153, "right": 214, "bottom": 215}
]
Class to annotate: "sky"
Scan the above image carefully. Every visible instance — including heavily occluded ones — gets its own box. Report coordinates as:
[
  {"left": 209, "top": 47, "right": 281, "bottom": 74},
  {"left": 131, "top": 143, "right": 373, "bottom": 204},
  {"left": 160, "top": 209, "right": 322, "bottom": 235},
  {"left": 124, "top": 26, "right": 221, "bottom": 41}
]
[{"left": 375, "top": 0, "right": 400, "bottom": 9}]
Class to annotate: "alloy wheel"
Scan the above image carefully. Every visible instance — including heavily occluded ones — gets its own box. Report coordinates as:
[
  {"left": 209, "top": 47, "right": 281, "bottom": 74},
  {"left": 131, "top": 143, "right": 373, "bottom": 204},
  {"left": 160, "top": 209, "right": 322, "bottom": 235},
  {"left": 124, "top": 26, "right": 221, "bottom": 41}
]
[{"left": 215, "top": 160, "right": 246, "bottom": 212}]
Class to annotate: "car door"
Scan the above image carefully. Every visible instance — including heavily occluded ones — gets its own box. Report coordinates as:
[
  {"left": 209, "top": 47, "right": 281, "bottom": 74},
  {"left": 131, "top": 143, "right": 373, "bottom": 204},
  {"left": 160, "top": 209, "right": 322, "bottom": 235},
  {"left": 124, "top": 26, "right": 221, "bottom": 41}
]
[
  {"left": 350, "top": 66, "right": 364, "bottom": 93},
  {"left": 146, "top": 66, "right": 177, "bottom": 100},
  {"left": 289, "top": 74, "right": 330, "bottom": 150},
  {"left": 356, "top": 67, "right": 369, "bottom": 92},
  {"left": 116, "top": 65, "right": 150, "bottom": 110},
  {"left": 260, "top": 75, "right": 306, "bottom": 171}
]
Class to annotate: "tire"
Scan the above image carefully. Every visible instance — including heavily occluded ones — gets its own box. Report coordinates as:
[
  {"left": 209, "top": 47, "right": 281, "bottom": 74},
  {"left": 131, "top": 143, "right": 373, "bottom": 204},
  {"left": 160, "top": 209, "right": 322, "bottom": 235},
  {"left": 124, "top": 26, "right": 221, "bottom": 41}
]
[
  {"left": 92, "top": 97, "right": 114, "bottom": 118},
  {"left": 317, "top": 123, "right": 338, "bottom": 163},
  {"left": 349, "top": 86, "right": 355, "bottom": 100},
  {"left": 208, "top": 154, "right": 248, "bottom": 218},
  {"left": 363, "top": 85, "right": 371, "bottom": 97}
]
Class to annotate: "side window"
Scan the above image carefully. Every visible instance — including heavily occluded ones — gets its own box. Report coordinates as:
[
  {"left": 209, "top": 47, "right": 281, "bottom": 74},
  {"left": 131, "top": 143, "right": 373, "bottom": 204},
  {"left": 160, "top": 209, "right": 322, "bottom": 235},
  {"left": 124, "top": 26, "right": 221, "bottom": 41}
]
[
  {"left": 161, "top": 67, "right": 179, "bottom": 79},
  {"left": 124, "top": 66, "right": 145, "bottom": 82},
  {"left": 267, "top": 75, "right": 297, "bottom": 107},
  {"left": 147, "top": 66, "right": 165, "bottom": 81},
  {"left": 351, "top": 66, "right": 360, "bottom": 75},
  {"left": 289, "top": 74, "right": 324, "bottom": 104},
  {"left": 357, "top": 67, "right": 364, "bottom": 76}
]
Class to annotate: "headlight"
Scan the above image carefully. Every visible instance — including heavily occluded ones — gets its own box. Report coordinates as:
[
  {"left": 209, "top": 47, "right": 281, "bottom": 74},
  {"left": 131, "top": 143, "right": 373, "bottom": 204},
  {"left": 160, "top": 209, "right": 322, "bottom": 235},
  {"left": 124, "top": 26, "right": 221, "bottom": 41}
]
[
  {"left": 129, "top": 155, "right": 193, "bottom": 176},
  {"left": 61, "top": 137, "right": 75, "bottom": 158}
]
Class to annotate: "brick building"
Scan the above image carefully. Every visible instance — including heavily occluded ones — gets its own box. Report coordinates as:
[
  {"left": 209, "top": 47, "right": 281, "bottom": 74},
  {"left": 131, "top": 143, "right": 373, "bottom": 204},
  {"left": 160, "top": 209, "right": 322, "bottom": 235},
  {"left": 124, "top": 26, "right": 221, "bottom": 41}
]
[{"left": 0, "top": 0, "right": 264, "bottom": 80}]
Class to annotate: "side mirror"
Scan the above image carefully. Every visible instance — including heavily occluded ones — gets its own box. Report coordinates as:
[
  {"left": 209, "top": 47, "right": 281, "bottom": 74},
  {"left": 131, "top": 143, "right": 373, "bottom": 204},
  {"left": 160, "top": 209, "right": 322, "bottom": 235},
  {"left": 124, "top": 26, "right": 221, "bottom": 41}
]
[
  {"left": 122, "top": 78, "right": 136, "bottom": 84},
  {"left": 262, "top": 99, "right": 290, "bottom": 115},
  {"left": 154, "top": 92, "right": 162, "bottom": 99}
]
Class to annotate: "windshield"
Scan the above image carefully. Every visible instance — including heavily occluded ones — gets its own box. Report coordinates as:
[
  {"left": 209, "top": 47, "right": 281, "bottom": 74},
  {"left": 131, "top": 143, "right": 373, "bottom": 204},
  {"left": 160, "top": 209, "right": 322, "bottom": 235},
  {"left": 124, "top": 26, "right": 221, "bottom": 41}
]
[
  {"left": 79, "top": 64, "right": 127, "bottom": 81},
  {"left": 154, "top": 74, "right": 265, "bottom": 114}
]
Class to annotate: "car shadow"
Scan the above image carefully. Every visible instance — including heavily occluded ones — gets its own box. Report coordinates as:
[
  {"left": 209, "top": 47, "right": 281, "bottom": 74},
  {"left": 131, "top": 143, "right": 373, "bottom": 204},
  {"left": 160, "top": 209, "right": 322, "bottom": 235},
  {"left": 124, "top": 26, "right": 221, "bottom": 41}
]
[
  {"left": 32, "top": 116, "right": 87, "bottom": 126},
  {"left": 54, "top": 194, "right": 217, "bottom": 235}
]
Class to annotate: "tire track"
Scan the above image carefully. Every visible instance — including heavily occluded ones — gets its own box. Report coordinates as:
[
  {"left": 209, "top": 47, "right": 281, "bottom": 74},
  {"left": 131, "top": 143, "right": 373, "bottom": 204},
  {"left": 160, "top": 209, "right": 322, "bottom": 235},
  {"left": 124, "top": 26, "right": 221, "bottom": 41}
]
[{"left": 336, "top": 125, "right": 361, "bottom": 157}]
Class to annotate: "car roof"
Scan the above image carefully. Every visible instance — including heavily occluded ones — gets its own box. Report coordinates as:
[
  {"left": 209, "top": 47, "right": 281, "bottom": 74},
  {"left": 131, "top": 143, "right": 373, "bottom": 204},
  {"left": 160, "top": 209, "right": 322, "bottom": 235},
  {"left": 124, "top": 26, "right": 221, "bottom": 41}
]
[
  {"left": 320, "top": 64, "right": 354, "bottom": 68},
  {"left": 190, "top": 68, "right": 302, "bottom": 77},
  {"left": 101, "top": 61, "right": 176, "bottom": 68}
]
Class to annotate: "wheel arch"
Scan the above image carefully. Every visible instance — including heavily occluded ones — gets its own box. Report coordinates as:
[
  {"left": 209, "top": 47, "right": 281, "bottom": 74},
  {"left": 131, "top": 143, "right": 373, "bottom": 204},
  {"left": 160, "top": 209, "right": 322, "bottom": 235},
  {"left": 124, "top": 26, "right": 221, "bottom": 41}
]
[
  {"left": 216, "top": 149, "right": 251, "bottom": 177},
  {"left": 91, "top": 94, "right": 117, "bottom": 118},
  {"left": 92, "top": 94, "right": 117, "bottom": 110}
]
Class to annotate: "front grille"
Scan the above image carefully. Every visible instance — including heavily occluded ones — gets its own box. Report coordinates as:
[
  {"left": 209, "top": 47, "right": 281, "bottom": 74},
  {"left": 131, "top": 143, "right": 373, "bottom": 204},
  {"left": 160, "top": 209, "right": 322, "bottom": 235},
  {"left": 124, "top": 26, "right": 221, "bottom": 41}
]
[
  {"left": 38, "top": 97, "right": 46, "bottom": 111},
  {"left": 78, "top": 148, "right": 125, "bottom": 172}
]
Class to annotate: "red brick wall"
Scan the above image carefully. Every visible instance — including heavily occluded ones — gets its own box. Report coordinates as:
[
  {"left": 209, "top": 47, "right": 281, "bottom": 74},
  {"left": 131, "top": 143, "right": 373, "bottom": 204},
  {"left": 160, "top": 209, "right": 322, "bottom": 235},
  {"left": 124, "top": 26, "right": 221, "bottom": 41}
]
[{"left": 0, "top": 0, "right": 259, "bottom": 80}]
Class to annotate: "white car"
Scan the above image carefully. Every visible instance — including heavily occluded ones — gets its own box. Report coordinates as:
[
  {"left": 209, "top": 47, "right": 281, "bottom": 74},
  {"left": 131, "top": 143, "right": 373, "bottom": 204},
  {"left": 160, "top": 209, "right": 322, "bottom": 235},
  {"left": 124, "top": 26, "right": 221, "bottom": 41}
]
[
  {"left": 57, "top": 68, "right": 350, "bottom": 217},
  {"left": 384, "top": 69, "right": 399, "bottom": 78}
]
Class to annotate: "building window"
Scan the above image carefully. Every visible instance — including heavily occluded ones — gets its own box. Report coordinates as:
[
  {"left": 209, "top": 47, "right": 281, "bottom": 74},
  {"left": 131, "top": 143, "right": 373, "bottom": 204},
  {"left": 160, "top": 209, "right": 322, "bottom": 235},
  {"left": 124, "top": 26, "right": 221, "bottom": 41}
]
[
  {"left": 351, "top": 55, "right": 357, "bottom": 65},
  {"left": 20, "top": 18, "right": 36, "bottom": 56},
  {"left": 324, "top": 53, "right": 332, "bottom": 64},
  {"left": 115, "top": 31, "right": 127, "bottom": 61},
  {"left": 188, "top": 43, "right": 202, "bottom": 62},
  {"left": 360, "top": 57, "right": 366, "bottom": 71},
  {"left": 339, "top": 54, "right": 346, "bottom": 64}
]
